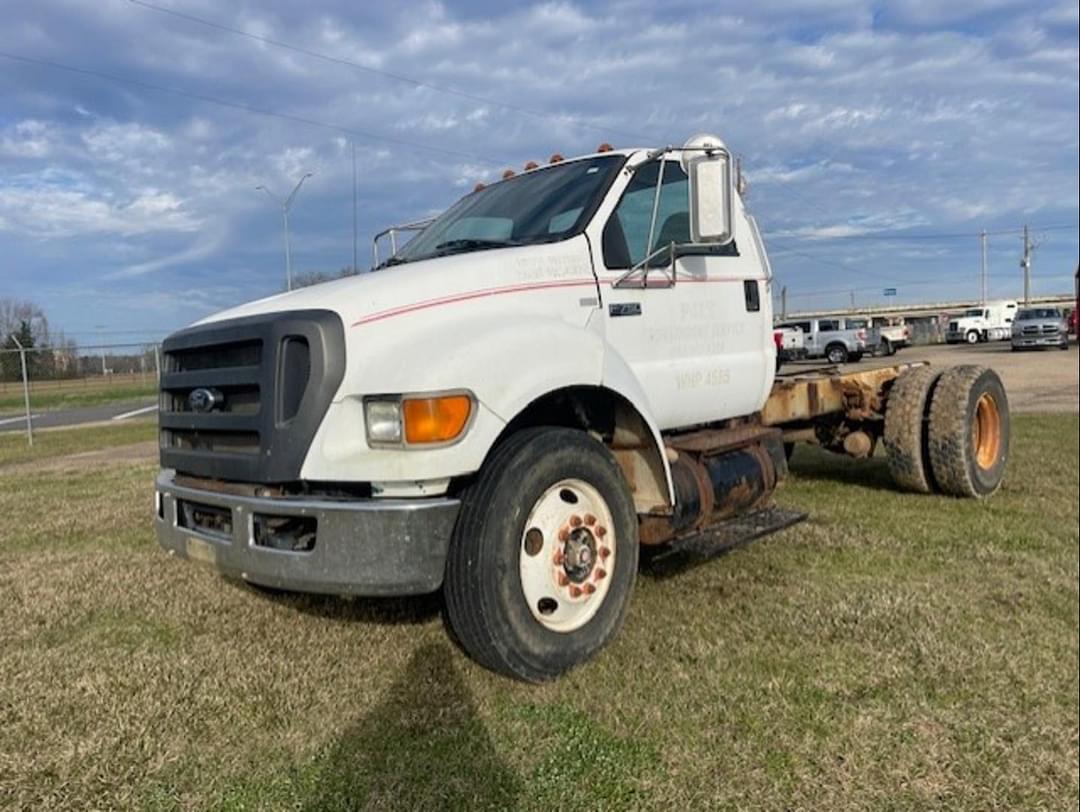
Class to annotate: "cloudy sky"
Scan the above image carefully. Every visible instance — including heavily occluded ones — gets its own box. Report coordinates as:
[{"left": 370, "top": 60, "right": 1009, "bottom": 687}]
[{"left": 1, "top": 0, "right": 1077, "bottom": 344}]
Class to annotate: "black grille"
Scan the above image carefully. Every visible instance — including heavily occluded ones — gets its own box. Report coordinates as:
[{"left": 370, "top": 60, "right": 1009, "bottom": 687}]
[{"left": 160, "top": 310, "right": 345, "bottom": 482}]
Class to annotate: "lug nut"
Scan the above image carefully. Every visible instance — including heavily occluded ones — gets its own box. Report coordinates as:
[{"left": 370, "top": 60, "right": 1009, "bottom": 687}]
[
  {"left": 570, "top": 586, "right": 582, "bottom": 598},
  {"left": 595, "top": 526, "right": 607, "bottom": 538},
  {"left": 558, "top": 528, "right": 569, "bottom": 542},
  {"left": 558, "top": 573, "right": 569, "bottom": 586},
  {"left": 599, "top": 546, "right": 611, "bottom": 560},
  {"left": 553, "top": 550, "right": 564, "bottom": 565},
  {"left": 583, "top": 583, "right": 596, "bottom": 595},
  {"left": 584, "top": 513, "right": 596, "bottom": 526},
  {"left": 569, "top": 515, "right": 583, "bottom": 527},
  {"left": 595, "top": 568, "right": 607, "bottom": 581}
]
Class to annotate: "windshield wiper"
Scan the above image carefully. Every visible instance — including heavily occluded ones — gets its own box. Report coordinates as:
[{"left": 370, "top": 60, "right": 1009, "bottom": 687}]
[
  {"left": 432, "top": 238, "right": 520, "bottom": 256},
  {"left": 376, "top": 256, "right": 409, "bottom": 269}
]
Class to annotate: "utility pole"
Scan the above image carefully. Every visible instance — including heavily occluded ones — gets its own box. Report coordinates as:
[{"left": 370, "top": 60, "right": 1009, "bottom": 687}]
[
  {"left": 980, "top": 230, "right": 988, "bottom": 305},
  {"left": 780, "top": 285, "right": 787, "bottom": 319},
  {"left": 352, "top": 141, "right": 358, "bottom": 274},
  {"left": 257, "top": 172, "right": 314, "bottom": 292},
  {"left": 95, "top": 324, "right": 107, "bottom": 376},
  {"left": 1020, "top": 224, "right": 1033, "bottom": 305},
  {"left": 849, "top": 290, "right": 856, "bottom": 310}
]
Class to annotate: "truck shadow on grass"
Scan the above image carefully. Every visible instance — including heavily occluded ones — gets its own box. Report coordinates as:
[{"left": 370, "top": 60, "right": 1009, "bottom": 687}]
[
  {"left": 229, "top": 580, "right": 444, "bottom": 625},
  {"left": 786, "top": 446, "right": 897, "bottom": 492},
  {"left": 300, "top": 642, "right": 522, "bottom": 811}
]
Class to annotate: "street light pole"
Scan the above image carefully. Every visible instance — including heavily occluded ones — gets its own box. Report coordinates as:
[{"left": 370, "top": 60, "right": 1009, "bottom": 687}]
[{"left": 257, "top": 172, "right": 313, "bottom": 292}]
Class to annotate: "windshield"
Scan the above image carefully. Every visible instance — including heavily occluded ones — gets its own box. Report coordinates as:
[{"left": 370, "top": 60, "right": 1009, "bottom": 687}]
[
  {"left": 1017, "top": 308, "right": 1061, "bottom": 320},
  {"left": 963, "top": 308, "right": 986, "bottom": 318},
  {"left": 392, "top": 155, "right": 624, "bottom": 264}
]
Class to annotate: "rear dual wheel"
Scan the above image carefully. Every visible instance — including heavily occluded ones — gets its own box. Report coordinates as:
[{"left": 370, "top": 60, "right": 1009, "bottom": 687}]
[
  {"left": 884, "top": 365, "right": 1009, "bottom": 498},
  {"left": 928, "top": 366, "right": 1009, "bottom": 498},
  {"left": 444, "top": 428, "right": 638, "bottom": 682}
]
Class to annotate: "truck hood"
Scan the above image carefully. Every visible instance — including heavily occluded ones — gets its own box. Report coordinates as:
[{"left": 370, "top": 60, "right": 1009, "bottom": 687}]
[{"left": 192, "top": 245, "right": 564, "bottom": 330}]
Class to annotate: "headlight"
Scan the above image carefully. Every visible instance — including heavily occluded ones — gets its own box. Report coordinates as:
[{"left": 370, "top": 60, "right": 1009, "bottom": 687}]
[
  {"left": 364, "top": 399, "right": 403, "bottom": 444},
  {"left": 365, "top": 392, "right": 473, "bottom": 447}
]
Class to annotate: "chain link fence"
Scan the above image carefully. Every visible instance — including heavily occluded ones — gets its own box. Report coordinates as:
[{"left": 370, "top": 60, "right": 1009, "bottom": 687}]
[{"left": 0, "top": 342, "right": 161, "bottom": 446}]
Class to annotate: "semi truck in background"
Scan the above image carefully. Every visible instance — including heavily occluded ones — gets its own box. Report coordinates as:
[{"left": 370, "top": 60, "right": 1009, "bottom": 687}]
[
  {"left": 154, "top": 135, "right": 1011, "bottom": 681},
  {"left": 945, "top": 300, "right": 1018, "bottom": 344}
]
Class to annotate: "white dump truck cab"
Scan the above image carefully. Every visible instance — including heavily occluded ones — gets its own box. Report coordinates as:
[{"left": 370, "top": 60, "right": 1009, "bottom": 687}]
[{"left": 155, "top": 135, "right": 1010, "bottom": 681}]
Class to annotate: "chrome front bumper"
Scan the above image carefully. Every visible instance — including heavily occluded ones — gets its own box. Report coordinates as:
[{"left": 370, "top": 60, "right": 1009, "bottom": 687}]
[
  {"left": 1011, "top": 335, "right": 1066, "bottom": 348},
  {"left": 154, "top": 470, "right": 460, "bottom": 596}
]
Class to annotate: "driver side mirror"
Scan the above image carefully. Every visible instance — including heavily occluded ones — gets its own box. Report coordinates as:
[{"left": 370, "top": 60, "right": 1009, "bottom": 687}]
[{"left": 683, "top": 135, "right": 734, "bottom": 245}]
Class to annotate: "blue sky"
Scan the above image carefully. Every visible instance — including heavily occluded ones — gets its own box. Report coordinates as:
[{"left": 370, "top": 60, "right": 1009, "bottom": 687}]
[{"left": 1, "top": 0, "right": 1077, "bottom": 345}]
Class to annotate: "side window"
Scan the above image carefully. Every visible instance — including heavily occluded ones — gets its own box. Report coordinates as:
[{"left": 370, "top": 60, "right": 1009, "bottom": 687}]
[
  {"left": 818, "top": 319, "right": 840, "bottom": 332},
  {"left": 795, "top": 321, "right": 812, "bottom": 334},
  {"left": 602, "top": 160, "right": 689, "bottom": 269}
]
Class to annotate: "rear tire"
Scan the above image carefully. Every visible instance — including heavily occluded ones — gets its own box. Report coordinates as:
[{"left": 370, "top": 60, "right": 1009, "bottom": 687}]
[
  {"left": 826, "top": 343, "right": 848, "bottom": 364},
  {"left": 444, "top": 427, "right": 638, "bottom": 682},
  {"left": 884, "top": 366, "right": 945, "bottom": 493},
  {"left": 927, "top": 366, "right": 1009, "bottom": 498}
]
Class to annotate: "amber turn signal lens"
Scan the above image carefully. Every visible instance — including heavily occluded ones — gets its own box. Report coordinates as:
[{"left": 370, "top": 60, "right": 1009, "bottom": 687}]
[{"left": 403, "top": 395, "right": 472, "bottom": 444}]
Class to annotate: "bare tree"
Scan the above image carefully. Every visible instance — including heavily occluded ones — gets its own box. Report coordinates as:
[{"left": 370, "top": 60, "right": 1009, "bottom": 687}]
[{"left": 0, "top": 298, "right": 50, "bottom": 345}]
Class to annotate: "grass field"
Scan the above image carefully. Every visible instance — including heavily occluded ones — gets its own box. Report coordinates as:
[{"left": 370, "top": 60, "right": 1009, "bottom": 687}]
[
  {"left": 0, "top": 419, "right": 155, "bottom": 467},
  {"left": 0, "top": 373, "right": 157, "bottom": 413},
  {"left": 0, "top": 416, "right": 1076, "bottom": 809}
]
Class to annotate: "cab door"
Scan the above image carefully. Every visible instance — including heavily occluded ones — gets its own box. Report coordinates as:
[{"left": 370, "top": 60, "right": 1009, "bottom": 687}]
[{"left": 592, "top": 159, "right": 769, "bottom": 430}]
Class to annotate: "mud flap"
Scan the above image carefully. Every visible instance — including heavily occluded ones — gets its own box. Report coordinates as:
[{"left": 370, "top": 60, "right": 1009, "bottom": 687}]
[{"left": 640, "top": 506, "right": 807, "bottom": 578}]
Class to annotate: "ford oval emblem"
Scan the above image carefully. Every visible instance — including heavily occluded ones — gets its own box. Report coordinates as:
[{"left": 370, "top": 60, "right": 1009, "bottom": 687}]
[{"left": 188, "top": 387, "right": 220, "bottom": 413}]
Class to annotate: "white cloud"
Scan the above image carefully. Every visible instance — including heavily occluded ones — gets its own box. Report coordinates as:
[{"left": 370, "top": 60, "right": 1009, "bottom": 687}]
[
  {"left": 0, "top": 120, "right": 57, "bottom": 158},
  {"left": 0, "top": 185, "right": 201, "bottom": 238}
]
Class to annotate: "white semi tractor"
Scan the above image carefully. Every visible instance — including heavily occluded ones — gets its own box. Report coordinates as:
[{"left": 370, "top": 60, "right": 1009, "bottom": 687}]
[
  {"left": 155, "top": 136, "right": 1010, "bottom": 681},
  {"left": 946, "top": 300, "right": 1018, "bottom": 344}
]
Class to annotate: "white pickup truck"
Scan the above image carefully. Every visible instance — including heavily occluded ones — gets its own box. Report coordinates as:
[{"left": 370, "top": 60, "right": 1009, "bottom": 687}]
[{"left": 155, "top": 135, "right": 1010, "bottom": 681}]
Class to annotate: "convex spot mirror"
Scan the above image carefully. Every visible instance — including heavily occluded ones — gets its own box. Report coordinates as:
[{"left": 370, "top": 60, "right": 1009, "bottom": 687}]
[{"left": 681, "top": 134, "right": 734, "bottom": 245}]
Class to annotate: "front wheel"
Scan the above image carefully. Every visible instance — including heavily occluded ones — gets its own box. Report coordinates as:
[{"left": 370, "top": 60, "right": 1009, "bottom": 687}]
[
  {"left": 444, "top": 428, "right": 638, "bottom": 682},
  {"left": 966, "top": 330, "right": 980, "bottom": 345},
  {"left": 826, "top": 343, "right": 848, "bottom": 364}
]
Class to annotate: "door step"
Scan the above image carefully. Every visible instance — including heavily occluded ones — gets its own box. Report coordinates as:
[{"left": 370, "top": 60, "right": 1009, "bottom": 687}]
[{"left": 641, "top": 505, "right": 807, "bottom": 578}]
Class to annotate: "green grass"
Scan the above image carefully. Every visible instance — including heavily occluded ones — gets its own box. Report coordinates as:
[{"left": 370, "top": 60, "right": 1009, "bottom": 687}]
[
  {"left": 0, "top": 378, "right": 157, "bottom": 413},
  {"left": 0, "top": 415, "right": 1076, "bottom": 809},
  {"left": 0, "top": 419, "right": 156, "bottom": 467}
]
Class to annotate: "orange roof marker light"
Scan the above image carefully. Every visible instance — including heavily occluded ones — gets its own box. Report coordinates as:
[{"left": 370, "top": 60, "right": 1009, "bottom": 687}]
[
  {"left": 502, "top": 168, "right": 516, "bottom": 179},
  {"left": 549, "top": 153, "right": 564, "bottom": 164},
  {"left": 596, "top": 143, "right": 614, "bottom": 153},
  {"left": 473, "top": 182, "right": 486, "bottom": 192},
  {"left": 524, "top": 160, "right": 539, "bottom": 171}
]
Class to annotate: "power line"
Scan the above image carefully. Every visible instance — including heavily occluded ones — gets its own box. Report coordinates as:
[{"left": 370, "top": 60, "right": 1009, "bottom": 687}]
[
  {"left": 0, "top": 49, "right": 507, "bottom": 166},
  {"left": 126, "top": 0, "right": 657, "bottom": 146},
  {"left": 767, "top": 223, "right": 1077, "bottom": 243}
]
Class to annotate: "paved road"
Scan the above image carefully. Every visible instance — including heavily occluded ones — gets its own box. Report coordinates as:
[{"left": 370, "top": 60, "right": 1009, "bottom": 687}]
[{"left": 0, "top": 400, "right": 157, "bottom": 433}]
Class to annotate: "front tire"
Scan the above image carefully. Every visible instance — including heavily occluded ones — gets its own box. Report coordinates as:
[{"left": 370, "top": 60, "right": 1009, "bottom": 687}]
[
  {"left": 826, "top": 343, "right": 848, "bottom": 364},
  {"left": 444, "top": 428, "right": 638, "bottom": 682},
  {"left": 966, "top": 330, "right": 980, "bottom": 345}
]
